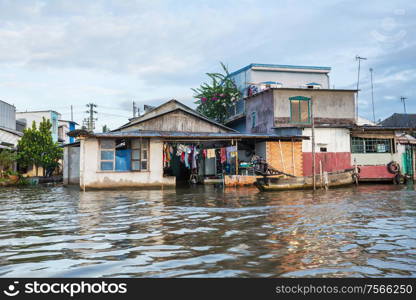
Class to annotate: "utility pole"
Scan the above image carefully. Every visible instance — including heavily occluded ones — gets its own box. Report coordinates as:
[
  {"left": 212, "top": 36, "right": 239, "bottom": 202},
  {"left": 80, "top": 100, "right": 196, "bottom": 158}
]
[
  {"left": 369, "top": 68, "right": 376, "bottom": 123},
  {"left": 355, "top": 55, "right": 367, "bottom": 120},
  {"left": 400, "top": 96, "right": 408, "bottom": 114},
  {"left": 133, "top": 101, "right": 137, "bottom": 118},
  {"left": 71, "top": 105, "right": 74, "bottom": 122},
  {"left": 85, "top": 103, "right": 98, "bottom": 132},
  {"left": 311, "top": 96, "right": 316, "bottom": 191}
]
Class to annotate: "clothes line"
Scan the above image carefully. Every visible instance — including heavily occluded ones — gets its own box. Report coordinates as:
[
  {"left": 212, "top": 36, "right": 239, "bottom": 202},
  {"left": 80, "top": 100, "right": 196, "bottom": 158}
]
[{"left": 162, "top": 139, "right": 243, "bottom": 143}]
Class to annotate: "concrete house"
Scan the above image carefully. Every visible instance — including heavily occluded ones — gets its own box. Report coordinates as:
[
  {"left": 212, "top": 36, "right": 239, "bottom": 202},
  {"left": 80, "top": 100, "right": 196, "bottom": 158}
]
[
  {"left": 224, "top": 62, "right": 414, "bottom": 182},
  {"left": 228, "top": 87, "right": 356, "bottom": 176},
  {"left": 58, "top": 120, "right": 78, "bottom": 144},
  {"left": 0, "top": 100, "right": 22, "bottom": 149},
  {"left": 227, "top": 63, "right": 331, "bottom": 132},
  {"left": 16, "top": 110, "right": 61, "bottom": 143},
  {"left": 350, "top": 126, "right": 416, "bottom": 181},
  {"left": 64, "top": 100, "right": 305, "bottom": 189}
]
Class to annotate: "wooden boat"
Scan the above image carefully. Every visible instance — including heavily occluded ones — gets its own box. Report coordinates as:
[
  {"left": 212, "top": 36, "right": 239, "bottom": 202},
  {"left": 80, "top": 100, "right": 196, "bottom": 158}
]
[{"left": 254, "top": 169, "right": 356, "bottom": 191}]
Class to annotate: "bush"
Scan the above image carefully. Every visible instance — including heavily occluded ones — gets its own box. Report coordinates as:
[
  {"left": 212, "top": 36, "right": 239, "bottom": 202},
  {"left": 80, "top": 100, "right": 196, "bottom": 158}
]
[{"left": 0, "top": 150, "right": 16, "bottom": 176}]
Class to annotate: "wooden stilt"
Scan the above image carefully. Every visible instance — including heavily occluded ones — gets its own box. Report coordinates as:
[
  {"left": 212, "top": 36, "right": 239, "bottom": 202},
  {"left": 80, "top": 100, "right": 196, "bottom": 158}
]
[
  {"left": 235, "top": 140, "right": 239, "bottom": 175},
  {"left": 320, "top": 160, "right": 323, "bottom": 189},
  {"left": 311, "top": 96, "right": 316, "bottom": 191},
  {"left": 279, "top": 140, "right": 286, "bottom": 174},
  {"left": 292, "top": 139, "right": 295, "bottom": 176}
]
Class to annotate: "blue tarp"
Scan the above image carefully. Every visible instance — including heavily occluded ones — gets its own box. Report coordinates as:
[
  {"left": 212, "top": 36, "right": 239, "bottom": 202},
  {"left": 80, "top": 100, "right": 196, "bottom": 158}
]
[{"left": 116, "top": 149, "right": 131, "bottom": 171}]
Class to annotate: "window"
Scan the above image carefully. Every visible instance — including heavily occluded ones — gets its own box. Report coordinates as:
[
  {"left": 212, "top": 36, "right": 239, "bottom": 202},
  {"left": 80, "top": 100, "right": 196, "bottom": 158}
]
[
  {"left": 131, "top": 138, "right": 148, "bottom": 171},
  {"left": 100, "top": 139, "right": 115, "bottom": 170},
  {"left": 289, "top": 96, "right": 310, "bottom": 123},
  {"left": 251, "top": 111, "right": 257, "bottom": 128},
  {"left": 351, "top": 137, "right": 393, "bottom": 153},
  {"left": 320, "top": 147, "right": 327, "bottom": 152},
  {"left": 99, "top": 138, "right": 149, "bottom": 171}
]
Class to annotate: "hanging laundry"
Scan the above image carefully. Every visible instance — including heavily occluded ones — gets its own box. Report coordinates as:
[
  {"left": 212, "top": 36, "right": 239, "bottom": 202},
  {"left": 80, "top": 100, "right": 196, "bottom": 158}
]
[
  {"left": 225, "top": 146, "right": 234, "bottom": 162},
  {"left": 163, "top": 144, "right": 172, "bottom": 167},
  {"left": 192, "top": 147, "right": 199, "bottom": 169},
  {"left": 176, "top": 144, "right": 186, "bottom": 156},
  {"left": 184, "top": 146, "right": 193, "bottom": 168},
  {"left": 226, "top": 146, "right": 237, "bottom": 161},
  {"left": 220, "top": 148, "right": 227, "bottom": 164},
  {"left": 207, "top": 149, "right": 216, "bottom": 159},
  {"left": 166, "top": 145, "right": 171, "bottom": 162},
  {"left": 202, "top": 149, "right": 207, "bottom": 159}
]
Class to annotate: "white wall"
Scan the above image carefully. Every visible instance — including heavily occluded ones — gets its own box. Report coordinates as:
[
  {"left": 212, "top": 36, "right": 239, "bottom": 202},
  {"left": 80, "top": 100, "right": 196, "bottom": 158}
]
[
  {"left": 302, "top": 128, "right": 350, "bottom": 152},
  {"left": 251, "top": 70, "right": 329, "bottom": 89},
  {"left": 351, "top": 153, "right": 401, "bottom": 166},
  {"left": 16, "top": 111, "right": 61, "bottom": 142},
  {"left": 79, "top": 137, "right": 175, "bottom": 189},
  {"left": 17, "top": 112, "right": 50, "bottom": 128},
  {"left": 351, "top": 133, "right": 405, "bottom": 167},
  {"left": 274, "top": 90, "right": 355, "bottom": 121}
]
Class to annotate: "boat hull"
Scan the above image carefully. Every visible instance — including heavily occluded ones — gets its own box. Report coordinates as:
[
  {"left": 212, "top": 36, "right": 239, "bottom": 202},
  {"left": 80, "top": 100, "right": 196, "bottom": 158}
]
[{"left": 255, "top": 169, "right": 355, "bottom": 191}]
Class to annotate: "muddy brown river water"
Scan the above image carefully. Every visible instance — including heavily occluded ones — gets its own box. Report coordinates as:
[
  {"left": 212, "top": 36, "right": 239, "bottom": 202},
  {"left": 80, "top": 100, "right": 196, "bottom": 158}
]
[{"left": 0, "top": 184, "right": 415, "bottom": 277}]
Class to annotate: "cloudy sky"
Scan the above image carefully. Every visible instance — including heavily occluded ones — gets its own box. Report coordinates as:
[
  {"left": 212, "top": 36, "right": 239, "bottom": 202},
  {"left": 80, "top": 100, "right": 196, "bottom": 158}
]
[{"left": 0, "top": 0, "right": 415, "bottom": 130}]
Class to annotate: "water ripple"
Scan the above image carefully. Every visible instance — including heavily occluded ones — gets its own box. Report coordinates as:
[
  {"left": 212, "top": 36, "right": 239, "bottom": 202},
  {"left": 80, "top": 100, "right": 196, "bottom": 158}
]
[{"left": 0, "top": 184, "right": 415, "bottom": 277}]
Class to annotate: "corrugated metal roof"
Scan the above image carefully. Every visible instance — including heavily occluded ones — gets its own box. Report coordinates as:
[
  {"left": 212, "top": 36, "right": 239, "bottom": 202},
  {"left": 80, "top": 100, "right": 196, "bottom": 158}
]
[
  {"left": 87, "top": 130, "right": 307, "bottom": 140},
  {"left": 228, "top": 63, "right": 331, "bottom": 78},
  {"left": 354, "top": 125, "right": 414, "bottom": 130},
  {"left": 380, "top": 113, "right": 416, "bottom": 128},
  {"left": 0, "top": 126, "right": 23, "bottom": 136}
]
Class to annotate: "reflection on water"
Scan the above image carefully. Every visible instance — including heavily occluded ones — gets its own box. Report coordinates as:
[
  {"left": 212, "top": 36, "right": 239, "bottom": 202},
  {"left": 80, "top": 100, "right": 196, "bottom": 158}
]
[{"left": 0, "top": 184, "right": 415, "bottom": 277}]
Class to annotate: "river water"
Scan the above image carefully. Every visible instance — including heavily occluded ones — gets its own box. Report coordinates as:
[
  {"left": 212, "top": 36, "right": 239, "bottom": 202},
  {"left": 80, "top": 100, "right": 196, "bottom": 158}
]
[{"left": 0, "top": 184, "right": 415, "bottom": 277}]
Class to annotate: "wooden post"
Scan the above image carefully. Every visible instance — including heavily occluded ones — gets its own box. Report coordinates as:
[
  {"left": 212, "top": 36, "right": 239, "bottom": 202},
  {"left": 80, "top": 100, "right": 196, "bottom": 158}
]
[
  {"left": 291, "top": 139, "right": 295, "bottom": 176},
  {"left": 353, "top": 158, "right": 359, "bottom": 186},
  {"left": 235, "top": 140, "right": 239, "bottom": 175},
  {"left": 311, "top": 96, "right": 316, "bottom": 191},
  {"left": 324, "top": 171, "right": 329, "bottom": 190},
  {"left": 320, "top": 160, "right": 323, "bottom": 189},
  {"left": 278, "top": 140, "right": 286, "bottom": 173}
]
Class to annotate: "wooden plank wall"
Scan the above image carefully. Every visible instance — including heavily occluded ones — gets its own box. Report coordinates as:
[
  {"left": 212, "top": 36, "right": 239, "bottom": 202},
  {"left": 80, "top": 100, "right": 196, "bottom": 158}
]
[
  {"left": 122, "top": 111, "right": 230, "bottom": 133},
  {"left": 266, "top": 140, "right": 303, "bottom": 176}
]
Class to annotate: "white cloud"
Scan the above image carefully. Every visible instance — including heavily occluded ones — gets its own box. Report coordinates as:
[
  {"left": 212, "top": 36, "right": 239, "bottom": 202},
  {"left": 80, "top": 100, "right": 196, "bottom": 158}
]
[{"left": 0, "top": 0, "right": 415, "bottom": 128}]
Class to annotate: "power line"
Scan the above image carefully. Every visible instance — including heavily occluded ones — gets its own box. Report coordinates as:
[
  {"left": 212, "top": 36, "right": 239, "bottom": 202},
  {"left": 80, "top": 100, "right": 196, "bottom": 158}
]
[{"left": 99, "top": 112, "right": 129, "bottom": 118}]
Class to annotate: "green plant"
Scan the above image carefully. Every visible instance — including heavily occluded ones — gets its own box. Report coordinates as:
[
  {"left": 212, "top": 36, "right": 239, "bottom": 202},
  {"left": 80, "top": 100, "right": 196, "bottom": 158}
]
[
  {"left": 192, "top": 62, "right": 240, "bottom": 124},
  {"left": 17, "top": 117, "right": 63, "bottom": 177},
  {"left": 17, "top": 176, "right": 29, "bottom": 186},
  {"left": 4, "top": 170, "right": 19, "bottom": 177},
  {"left": 0, "top": 149, "right": 16, "bottom": 176}
]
